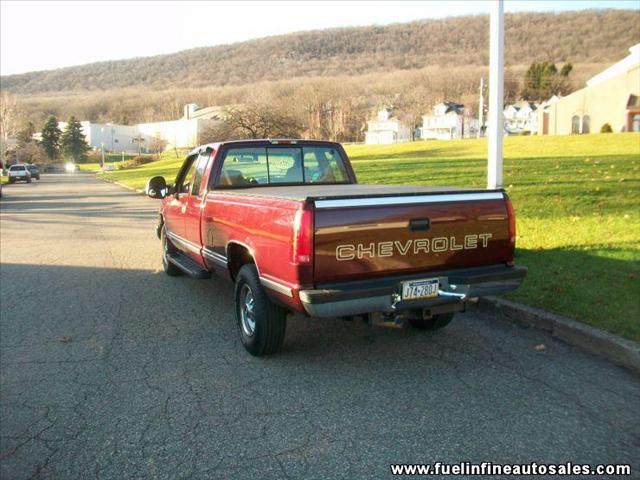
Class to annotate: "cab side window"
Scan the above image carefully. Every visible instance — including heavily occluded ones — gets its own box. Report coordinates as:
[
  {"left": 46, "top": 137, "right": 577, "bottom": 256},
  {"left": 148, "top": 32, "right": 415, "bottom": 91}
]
[
  {"left": 181, "top": 160, "right": 198, "bottom": 194},
  {"left": 175, "top": 154, "right": 198, "bottom": 194},
  {"left": 190, "top": 152, "right": 211, "bottom": 195}
]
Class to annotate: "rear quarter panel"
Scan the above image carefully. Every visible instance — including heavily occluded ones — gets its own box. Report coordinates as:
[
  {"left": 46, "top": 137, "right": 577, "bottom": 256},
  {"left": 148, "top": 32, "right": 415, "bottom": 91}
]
[{"left": 201, "top": 193, "right": 303, "bottom": 307}]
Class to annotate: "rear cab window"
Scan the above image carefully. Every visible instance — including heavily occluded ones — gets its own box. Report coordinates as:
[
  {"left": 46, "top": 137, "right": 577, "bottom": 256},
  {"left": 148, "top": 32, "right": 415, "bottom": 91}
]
[{"left": 215, "top": 145, "right": 350, "bottom": 187}]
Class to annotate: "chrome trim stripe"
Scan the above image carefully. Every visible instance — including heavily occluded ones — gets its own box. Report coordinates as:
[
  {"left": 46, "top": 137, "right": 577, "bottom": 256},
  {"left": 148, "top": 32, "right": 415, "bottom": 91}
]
[
  {"left": 314, "top": 192, "right": 504, "bottom": 209},
  {"left": 202, "top": 248, "right": 228, "bottom": 267},
  {"left": 166, "top": 231, "right": 201, "bottom": 255},
  {"left": 260, "top": 277, "right": 293, "bottom": 298}
]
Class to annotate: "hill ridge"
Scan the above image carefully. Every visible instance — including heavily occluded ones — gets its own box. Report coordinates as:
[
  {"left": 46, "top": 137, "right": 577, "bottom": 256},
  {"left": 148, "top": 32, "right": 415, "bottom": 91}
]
[{"left": 2, "top": 9, "right": 638, "bottom": 94}]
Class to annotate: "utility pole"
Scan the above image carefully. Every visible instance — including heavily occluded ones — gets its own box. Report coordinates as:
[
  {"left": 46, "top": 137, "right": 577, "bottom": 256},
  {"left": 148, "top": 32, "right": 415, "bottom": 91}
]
[
  {"left": 478, "top": 77, "right": 484, "bottom": 138},
  {"left": 100, "top": 127, "right": 105, "bottom": 167},
  {"left": 487, "top": 0, "right": 504, "bottom": 189}
]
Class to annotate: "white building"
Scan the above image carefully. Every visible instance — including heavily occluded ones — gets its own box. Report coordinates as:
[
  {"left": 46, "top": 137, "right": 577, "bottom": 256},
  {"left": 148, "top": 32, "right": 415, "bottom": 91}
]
[
  {"left": 504, "top": 101, "right": 538, "bottom": 135},
  {"left": 364, "top": 109, "right": 412, "bottom": 145},
  {"left": 56, "top": 121, "right": 140, "bottom": 153},
  {"left": 136, "top": 103, "right": 224, "bottom": 150},
  {"left": 55, "top": 104, "right": 226, "bottom": 153},
  {"left": 420, "top": 102, "right": 467, "bottom": 140}
]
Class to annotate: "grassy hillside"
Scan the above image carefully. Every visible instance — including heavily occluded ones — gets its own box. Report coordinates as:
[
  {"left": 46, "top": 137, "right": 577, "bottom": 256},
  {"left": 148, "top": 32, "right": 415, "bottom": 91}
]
[
  {"left": 2, "top": 10, "right": 636, "bottom": 94},
  {"left": 99, "top": 133, "right": 640, "bottom": 341}
]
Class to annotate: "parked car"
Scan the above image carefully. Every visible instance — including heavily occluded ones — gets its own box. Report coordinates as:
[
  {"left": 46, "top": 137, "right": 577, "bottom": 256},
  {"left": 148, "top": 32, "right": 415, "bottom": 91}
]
[
  {"left": 146, "top": 139, "right": 527, "bottom": 356},
  {"left": 7, "top": 164, "right": 32, "bottom": 183},
  {"left": 26, "top": 164, "right": 40, "bottom": 180}
]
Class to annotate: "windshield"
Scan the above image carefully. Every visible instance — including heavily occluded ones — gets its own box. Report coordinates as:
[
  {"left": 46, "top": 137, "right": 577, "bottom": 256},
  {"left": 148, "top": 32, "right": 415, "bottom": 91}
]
[
  {"left": 10, "top": 165, "right": 25, "bottom": 171},
  {"left": 217, "top": 146, "right": 349, "bottom": 187}
]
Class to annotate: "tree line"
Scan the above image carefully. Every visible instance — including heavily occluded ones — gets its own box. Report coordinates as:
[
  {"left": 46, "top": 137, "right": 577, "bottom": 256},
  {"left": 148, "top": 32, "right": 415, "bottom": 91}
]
[{"left": 4, "top": 114, "right": 89, "bottom": 165}]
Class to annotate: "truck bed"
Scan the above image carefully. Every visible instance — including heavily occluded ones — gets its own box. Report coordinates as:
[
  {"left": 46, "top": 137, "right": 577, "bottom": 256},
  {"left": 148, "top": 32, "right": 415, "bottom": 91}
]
[{"left": 210, "top": 184, "right": 481, "bottom": 202}]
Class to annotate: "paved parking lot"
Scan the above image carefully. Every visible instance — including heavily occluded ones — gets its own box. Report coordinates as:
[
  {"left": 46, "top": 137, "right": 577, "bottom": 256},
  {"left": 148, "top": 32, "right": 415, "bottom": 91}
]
[{"left": 1, "top": 175, "right": 638, "bottom": 479}]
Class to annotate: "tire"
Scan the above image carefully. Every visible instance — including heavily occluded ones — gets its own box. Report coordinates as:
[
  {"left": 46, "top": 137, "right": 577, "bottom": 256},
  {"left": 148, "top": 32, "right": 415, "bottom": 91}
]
[
  {"left": 160, "top": 226, "right": 182, "bottom": 276},
  {"left": 8, "top": 178, "right": 14, "bottom": 184},
  {"left": 408, "top": 312, "right": 455, "bottom": 331},
  {"left": 26, "top": 177, "right": 32, "bottom": 183},
  {"left": 235, "top": 264, "right": 286, "bottom": 356}
]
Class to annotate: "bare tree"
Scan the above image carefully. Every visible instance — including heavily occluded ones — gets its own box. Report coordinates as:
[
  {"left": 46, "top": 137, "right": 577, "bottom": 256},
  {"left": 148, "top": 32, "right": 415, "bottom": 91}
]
[
  {"left": 0, "top": 91, "right": 19, "bottom": 158},
  {"left": 148, "top": 136, "right": 168, "bottom": 159},
  {"left": 209, "top": 102, "right": 302, "bottom": 140}
]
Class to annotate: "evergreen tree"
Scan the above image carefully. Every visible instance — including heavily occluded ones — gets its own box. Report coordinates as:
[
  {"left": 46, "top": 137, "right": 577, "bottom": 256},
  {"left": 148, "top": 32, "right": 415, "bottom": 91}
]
[
  {"left": 60, "top": 116, "right": 89, "bottom": 162},
  {"left": 522, "top": 61, "right": 573, "bottom": 101},
  {"left": 40, "top": 116, "right": 62, "bottom": 161},
  {"left": 17, "top": 121, "right": 36, "bottom": 147}
]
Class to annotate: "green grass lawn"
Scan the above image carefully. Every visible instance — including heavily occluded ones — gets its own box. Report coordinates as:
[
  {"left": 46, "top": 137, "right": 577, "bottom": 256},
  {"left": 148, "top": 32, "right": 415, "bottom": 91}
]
[
  {"left": 78, "top": 163, "right": 102, "bottom": 172},
  {"left": 100, "top": 134, "right": 640, "bottom": 341}
]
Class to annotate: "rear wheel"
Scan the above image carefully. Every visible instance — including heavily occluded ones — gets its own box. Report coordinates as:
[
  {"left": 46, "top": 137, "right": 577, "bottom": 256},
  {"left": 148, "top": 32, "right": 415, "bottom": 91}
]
[
  {"left": 235, "top": 264, "right": 286, "bottom": 356},
  {"left": 161, "top": 226, "right": 182, "bottom": 276},
  {"left": 408, "top": 312, "right": 455, "bottom": 331}
]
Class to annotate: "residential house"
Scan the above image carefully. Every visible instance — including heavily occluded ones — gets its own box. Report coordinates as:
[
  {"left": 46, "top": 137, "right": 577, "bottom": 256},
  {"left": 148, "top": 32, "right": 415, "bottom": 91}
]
[
  {"left": 420, "top": 102, "right": 467, "bottom": 140},
  {"left": 504, "top": 101, "right": 538, "bottom": 135},
  {"left": 538, "top": 43, "right": 640, "bottom": 135},
  {"left": 364, "top": 109, "right": 412, "bottom": 144}
]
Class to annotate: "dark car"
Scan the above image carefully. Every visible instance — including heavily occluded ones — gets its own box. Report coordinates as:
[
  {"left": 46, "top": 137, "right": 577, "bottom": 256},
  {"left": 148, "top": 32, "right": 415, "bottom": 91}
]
[{"left": 26, "top": 164, "right": 40, "bottom": 180}]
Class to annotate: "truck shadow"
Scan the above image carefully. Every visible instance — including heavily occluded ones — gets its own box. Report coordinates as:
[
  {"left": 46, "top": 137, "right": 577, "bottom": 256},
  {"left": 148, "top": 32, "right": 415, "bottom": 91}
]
[
  {"left": 2, "top": 250, "right": 637, "bottom": 361},
  {"left": 0, "top": 262, "right": 432, "bottom": 360}
]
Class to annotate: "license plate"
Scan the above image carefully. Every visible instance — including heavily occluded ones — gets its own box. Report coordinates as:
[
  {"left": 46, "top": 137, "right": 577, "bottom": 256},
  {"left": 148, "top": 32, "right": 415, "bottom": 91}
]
[{"left": 401, "top": 278, "right": 439, "bottom": 300}]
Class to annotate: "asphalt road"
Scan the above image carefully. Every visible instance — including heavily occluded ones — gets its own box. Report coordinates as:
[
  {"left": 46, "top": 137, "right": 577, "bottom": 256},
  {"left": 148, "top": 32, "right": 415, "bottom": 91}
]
[{"left": 1, "top": 174, "right": 638, "bottom": 479}]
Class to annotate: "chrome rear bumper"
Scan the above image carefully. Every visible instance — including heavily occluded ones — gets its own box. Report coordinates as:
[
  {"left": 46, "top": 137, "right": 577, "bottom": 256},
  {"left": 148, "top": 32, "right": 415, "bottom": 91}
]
[{"left": 299, "top": 264, "right": 527, "bottom": 318}]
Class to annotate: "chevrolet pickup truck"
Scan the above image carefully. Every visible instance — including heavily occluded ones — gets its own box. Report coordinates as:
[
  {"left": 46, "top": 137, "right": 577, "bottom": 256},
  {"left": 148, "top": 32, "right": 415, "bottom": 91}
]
[{"left": 146, "top": 139, "right": 526, "bottom": 356}]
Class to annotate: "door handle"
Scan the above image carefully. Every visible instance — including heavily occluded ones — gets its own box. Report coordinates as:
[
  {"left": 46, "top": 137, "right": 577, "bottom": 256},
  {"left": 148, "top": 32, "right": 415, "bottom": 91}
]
[{"left": 409, "top": 218, "right": 430, "bottom": 231}]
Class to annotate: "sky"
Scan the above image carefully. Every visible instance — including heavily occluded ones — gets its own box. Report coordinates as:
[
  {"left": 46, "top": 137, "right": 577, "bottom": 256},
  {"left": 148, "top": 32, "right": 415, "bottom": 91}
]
[{"left": 1, "top": 0, "right": 637, "bottom": 76}]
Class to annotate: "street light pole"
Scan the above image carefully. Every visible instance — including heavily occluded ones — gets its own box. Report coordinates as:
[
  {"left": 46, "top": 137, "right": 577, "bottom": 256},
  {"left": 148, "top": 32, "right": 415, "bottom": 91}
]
[{"left": 487, "top": 0, "right": 504, "bottom": 189}]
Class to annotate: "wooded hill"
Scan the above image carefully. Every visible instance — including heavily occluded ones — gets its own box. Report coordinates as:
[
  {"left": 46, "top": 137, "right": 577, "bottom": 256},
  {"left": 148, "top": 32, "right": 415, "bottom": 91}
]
[{"left": 2, "top": 10, "right": 638, "bottom": 94}]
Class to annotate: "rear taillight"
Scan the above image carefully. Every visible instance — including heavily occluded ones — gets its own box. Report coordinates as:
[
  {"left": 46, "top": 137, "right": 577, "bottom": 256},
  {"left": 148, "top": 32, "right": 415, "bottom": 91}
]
[
  {"left": 292, "top": 206, "right": 313, "bottom": 265},
  {"left": 505, "top": 195, "right": 516, "bottom": 245}
]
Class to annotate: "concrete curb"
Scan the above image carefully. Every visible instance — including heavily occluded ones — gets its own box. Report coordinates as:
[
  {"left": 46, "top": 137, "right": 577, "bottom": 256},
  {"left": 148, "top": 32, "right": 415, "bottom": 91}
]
[
  {"left": 476, "top": 297, "right": 640, "bottom": 374},
  {"left": 97, "top": 174, "right": 144, "bottom": 194}
]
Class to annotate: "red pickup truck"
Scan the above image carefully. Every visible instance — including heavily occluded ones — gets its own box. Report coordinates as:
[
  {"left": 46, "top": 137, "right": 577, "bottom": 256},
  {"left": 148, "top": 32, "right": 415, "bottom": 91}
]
[{"left": 146, "top": 139, "right": 526, "bottom": 356}]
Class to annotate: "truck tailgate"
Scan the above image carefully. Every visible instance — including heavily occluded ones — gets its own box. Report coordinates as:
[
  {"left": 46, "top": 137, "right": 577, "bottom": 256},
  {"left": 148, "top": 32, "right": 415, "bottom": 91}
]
[{"left": 313, "top": 190, "right": 513, "bottom": 284}]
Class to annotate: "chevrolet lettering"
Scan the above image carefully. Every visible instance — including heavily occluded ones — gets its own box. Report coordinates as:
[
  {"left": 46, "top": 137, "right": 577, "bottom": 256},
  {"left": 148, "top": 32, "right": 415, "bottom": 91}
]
[
  {"left": 336, "top": 234, "right": 493, "bottom": 260},
  {"left": 146, "top": 139, "right": 527, "bottom": 356}
]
